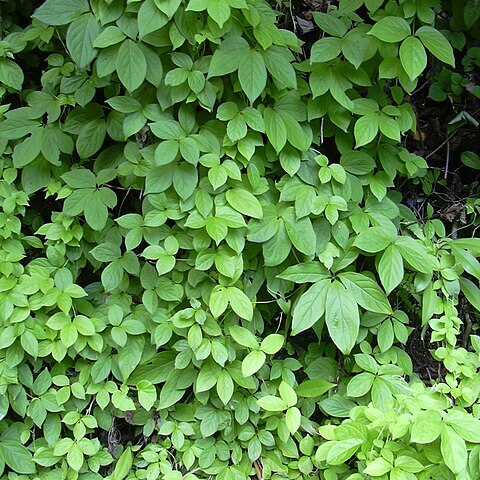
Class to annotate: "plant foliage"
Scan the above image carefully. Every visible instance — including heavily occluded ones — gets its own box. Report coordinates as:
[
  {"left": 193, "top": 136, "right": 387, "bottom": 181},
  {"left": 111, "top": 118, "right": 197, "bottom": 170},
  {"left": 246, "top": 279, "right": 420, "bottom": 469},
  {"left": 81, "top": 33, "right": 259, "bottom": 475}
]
[{"left": 0, "top": 0, "right": 479, "bottom": 479}]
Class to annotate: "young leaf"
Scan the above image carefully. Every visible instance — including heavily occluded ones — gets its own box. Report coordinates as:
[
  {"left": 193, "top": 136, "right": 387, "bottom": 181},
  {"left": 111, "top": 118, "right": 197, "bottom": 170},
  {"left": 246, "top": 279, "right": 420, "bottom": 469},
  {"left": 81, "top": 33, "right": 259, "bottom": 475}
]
[
  {"left": 400, "top": 36, "right": 427, "bottom": 81},
  {"left": 416, "top": 26, "right": 455, "bottom": 67},
  {"left": 257, "top": 395, "right": 287, "bottom": 411}
]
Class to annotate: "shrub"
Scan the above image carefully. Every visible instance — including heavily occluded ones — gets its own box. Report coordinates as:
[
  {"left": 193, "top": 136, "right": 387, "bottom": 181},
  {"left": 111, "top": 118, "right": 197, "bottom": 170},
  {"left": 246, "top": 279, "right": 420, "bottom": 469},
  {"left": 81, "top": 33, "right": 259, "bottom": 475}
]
[{"left": 0, "top": 0, "right": 479, "bottom": 479}]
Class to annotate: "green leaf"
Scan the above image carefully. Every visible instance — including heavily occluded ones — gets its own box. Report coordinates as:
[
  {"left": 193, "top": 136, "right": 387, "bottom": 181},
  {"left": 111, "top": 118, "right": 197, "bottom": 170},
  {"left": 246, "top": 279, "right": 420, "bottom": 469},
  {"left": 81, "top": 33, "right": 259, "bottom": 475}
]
[
  {"left": 292, "top": 279, "right": 330, "bottom": 335},
  {"left": 326, "top": 439, "right": 363, "bottom": 466},
  {"left": 228, "top": 287, "right": 253, "bottom": 321},
  {"left": 325, "top": 281, "right": 359, "bottom": 354},
  {"left": 416, "top": 26, "right": 455, "bottom": 67},
  {"left": 296, "top": 380, "right": 335, "bottom": 397},
  {"left": 242, "top": 350, "right": 266, "bottom": 377},
  {"left": 284, "top": 213, "right": 316, "bottom": 257},
  {"left": 206, "top": 0, "right": 231, "bottom": 27},
  {"left": 226, "top": 188, "right": 263, "bottom": 219},
  {"left": 208, "top": 36, "right": 249, "bottom": 77},
  {"left": 32, "top": 0, "right": 89, "bottom": 25},
  {"left": 459, "top": 277, "right": 480, "bottom": 311},
  {"left": 354, "top": 113, "right": 379, "bottom": 147},
  {"left": 445, "top": 410, "right": 480, "bottom": 443},
  {"left": 238, "top": 50, "right": 267, "bottom": 103},
  {"left": 116, "top": 40, "right": 147, "bottom": 92},
  {"left": 217, "top": 370, "right": 234, "bottom": 404},
  {"left": 340, "top": 150, "right": 375, "bottom": 175},
  {"left": 354, "top": 226, "right": 395, "bottom": 253},
  {"left": 0, "top": 59, "right": 24, "bottom": 90},
  {"left": 257, "top": 395, "right": 287, "bottom": 411},
  {"left": 400, "top": 36, "right": 427, "bottom": 81},
  {"left": 264, "top": 108, "right": 287, "bottom": 153},
  {"left": 77, "top": 119, "right": 106, "bottom": 159},
  {"left": 112, "top": 447, "right": 133, "bottom": 480},
  {"left": 347, "top": 372, "right": 374, "bottom": 397},
  {"left": 0, "top": 441, "right": 36, "bottom": 474},
  {"left": 260, "top": 334, "right": 284, "bottom": 354},
  {"left": 210, "top": 286, "right": 229, "bottom": 318},
  {"left": 363, "top": 457, "right": 392, "bottom": 476},
  {"left": 378, "top": 245, "right": 404, "bottom": 294},
  {"left": 278, "top": 262, "right": 329, "bottom": 283},
  {"left": 138, "top": 0, "right": 168, "bottom": 38},
  {"left": 67, "top": 444, "right": 84, "bottom": 471},
  {"left": 339, "top": 272, "right": 392, "bottom": 314},
  {"left": 230, "top": 325, "right": 258, "bottom": 349},
  {"left": 285, "top": 406, "right": 301, "bottom": 434},
  {"left": 312, "top": 12, "right": 348, "bottom": 37},
  {"left": 311, "top": 37, "right": 343, "bottom": 63},
  {"left": 173, "top": 162, "right": 198, "bottom": 200},
  {"left": 441, "top": 425, "right": 467, "bottom": 475},
  {"left": 368, "top": 17, "right": 411, "bottom": 43},
  {"left": 62, "top": 169, "right": 96, "bottom": 189},
  {"left": 137, "top": 380, "right": 157, "bottom": 411},
  {"left": 66, "top": 14, "right": 100, "bottom": 68},
  {"left": 94, "top": 26, "right": 125, "bottom": 48}
]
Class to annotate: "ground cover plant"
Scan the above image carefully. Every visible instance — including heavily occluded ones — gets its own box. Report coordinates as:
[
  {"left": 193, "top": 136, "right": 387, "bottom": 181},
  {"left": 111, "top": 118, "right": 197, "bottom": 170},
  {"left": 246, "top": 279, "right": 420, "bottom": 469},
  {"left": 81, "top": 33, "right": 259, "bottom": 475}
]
[{"left": 0, "top": 0, "right": 479, "bottom": 478}]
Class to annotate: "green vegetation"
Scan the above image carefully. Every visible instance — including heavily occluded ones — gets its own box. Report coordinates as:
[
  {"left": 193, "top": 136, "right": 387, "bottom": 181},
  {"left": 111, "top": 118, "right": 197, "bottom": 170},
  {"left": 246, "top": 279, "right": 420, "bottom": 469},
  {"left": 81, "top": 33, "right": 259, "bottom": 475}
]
[{"left": 0, "top": 0, "right": 479, "bottom": 479}]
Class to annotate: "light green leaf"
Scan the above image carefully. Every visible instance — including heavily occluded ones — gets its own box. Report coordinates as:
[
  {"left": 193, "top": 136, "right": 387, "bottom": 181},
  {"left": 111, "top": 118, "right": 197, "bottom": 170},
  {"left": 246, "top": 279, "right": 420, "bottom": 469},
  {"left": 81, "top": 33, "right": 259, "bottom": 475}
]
[
  {"left": 226, "top": 188, "right": 263, "bottom": 219},
  {"left": 368, "top": 17, "right": 411, "bottom": 43},
  {"left": 112, "top": 447, "right": 133, "bottom": 480},
  {"left": 260, "top": 334, "right": 284, "bottom": 355},
  {"left": 354, "top": 226, "right": 395, "bottom": 253},
  {"left": 292, "top": 279, "right": 330, "bottom": 335},
  {"left": 0, "top": 441, "right": 36, "bottom": 474},
  {"left": 325, "top": 281, "right": 359, "bottom": 354},
  {"left": 459, "top": 277, "right": 480, "bottom": 311},
  {"left": 441, "top": 425, "right": 467, "bottom": 475},
  {"left": 137, "top": 380, "right": 157, "bottom": 411},
  {"left": 210, "top": 286, "right": 230, "bottom": 318},
  {"left": 285, "top": 407, "right": 301, "bottom": 434},
  {"left": 277, "top": 262, "right": 329, "bottom": 283},
  {"left": 416, "top": 26, "right": 455, "bottom": 67},
  {"left": 363, "top": 457, "right": 392, "bottom": 476},
  {"left": 296, "top": 380, "right": 335, "bottom": 397},
  {"left": 400, "top": 36, "right": 427, "bottom": 81},
  {"left": 264, "top": 108, "right": 287, "bottom": 153},
  {"left": 257, "top": 395, "right": 287, "bottom": 411},
  {"left": 228, "top": 287, "right": 253, "bottom": 321},
  {"left": 238, "top": 50, "right": 267, "bottom": 103},
  {"left": 242, "top": 350, "right": 266, "bottom": 377},
  {"left": 354, "top": 113, "right": 379, "bottom": 147},
  {"left": 311, "top": 37, "right": 343, "bottom": 63},
  {"left": 347, "top": 372, "right": 374, "bottom": 397},
  {"left": 339, "top": 272, "right": 392, "bottom": 314},
  {"left": 378, "top": 245, "right": 404, "bottom": 294},
  {"left": 217, "top": 370, "right": 234, "bottom": 404},
  {"left": 229, "top": 325, "right": 258, "bottom": 349}
]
